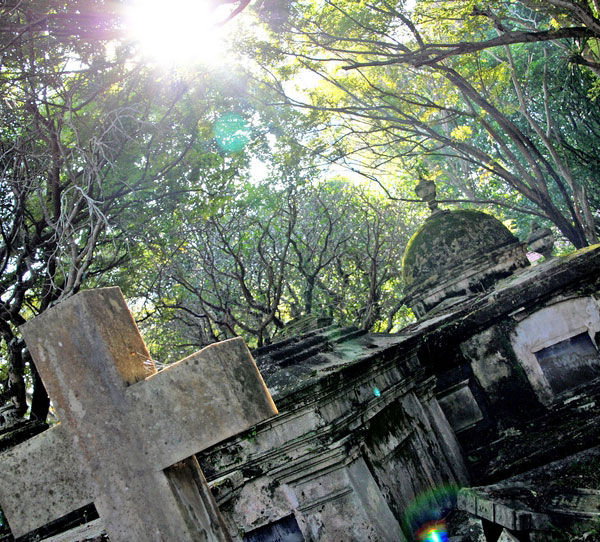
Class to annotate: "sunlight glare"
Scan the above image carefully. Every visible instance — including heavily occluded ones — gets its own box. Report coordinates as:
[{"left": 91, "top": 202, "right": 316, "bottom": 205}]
[{"left": 126, "top": 0, "right": 229, "bottom": 66}]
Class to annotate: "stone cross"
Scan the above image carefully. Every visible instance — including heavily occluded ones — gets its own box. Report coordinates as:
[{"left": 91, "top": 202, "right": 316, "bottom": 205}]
[{"left": 0, "top": 287, "right": 277, "bottom": 542}]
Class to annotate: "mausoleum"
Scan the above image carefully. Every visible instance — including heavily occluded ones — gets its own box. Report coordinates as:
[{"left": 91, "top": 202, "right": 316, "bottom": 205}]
[
  {"left": 1, "top": 185, "right": 599, "bottom": 542},
  {"left": 193, "top": 195, "right": 600, "bottom": 541}
]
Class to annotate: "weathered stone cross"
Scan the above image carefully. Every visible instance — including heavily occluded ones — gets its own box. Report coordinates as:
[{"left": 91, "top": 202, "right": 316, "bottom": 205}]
[{"left": 0, "top": 287, "right": 277, "bottom": 542}]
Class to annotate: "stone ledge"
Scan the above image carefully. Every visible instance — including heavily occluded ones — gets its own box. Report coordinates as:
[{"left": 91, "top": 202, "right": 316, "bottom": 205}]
[{"left": 40, "top": 519, "right": 107, "bottom": 542}]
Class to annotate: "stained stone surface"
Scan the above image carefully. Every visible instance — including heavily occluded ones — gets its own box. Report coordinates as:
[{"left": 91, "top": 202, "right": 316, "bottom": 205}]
[
  {"left": 547, "top": 488, "right": 600, "bottom": 518},
  {"left": 0, "top": 288, "right": 277, "bottom": 542},
  {"left": 0, "top": 423, "right": 91, "bottom": 534},
  {"left": 401, "top": 209, "right": 530, "bottom": 317},
  {"left": 437, "top": 381, "right": 484, "bottom": 433},
  {"left": 402, "top": 209, "right": 521, "bottom": 289},
  {"left": 129, "top": 338, "right": 278, "bottom": 469},
  {"left": 41, "top": 519, "right": 106, "bottom": 542},
  {"left": 497, "top": 530, "right": 521, "bottom": 542},
  {"left": 0, "top": 408, "right": 47, "bottom": 455},
  {"left": 458, "top": 447, "right": 600, "bottom": 537}
]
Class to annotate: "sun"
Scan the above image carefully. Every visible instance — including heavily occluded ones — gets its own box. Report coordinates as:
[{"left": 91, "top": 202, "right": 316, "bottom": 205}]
[{"left": 125, "top": 0, "right": 230, "bottom": 66}]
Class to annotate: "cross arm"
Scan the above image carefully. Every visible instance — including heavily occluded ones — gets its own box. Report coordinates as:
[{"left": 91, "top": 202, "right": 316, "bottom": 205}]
[
  {"left": 0, "top": 338, "right": 276, "bottom": 538},
  {"left": 129, "top": 337, "right": 278, "bottom": 469},
  {"left": 0, "top": 423, "right": 92, "bottom": 536}
]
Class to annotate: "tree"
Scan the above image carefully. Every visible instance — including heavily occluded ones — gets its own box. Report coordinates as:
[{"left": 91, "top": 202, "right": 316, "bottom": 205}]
[
  {"left": 287, "top": 182, "right": 354, "bottom": 317},
  {"left": 287, "top": 181, "right": 413, "bottom": 331},
  {"left": 248, "top": 0, "right": 600, "bottom": 247},
  {"left": 140, "top": 178, "right": 416, "bottom": 359},
  {"left": 147, "top": 183, "right": 294, "bottom": 351},
  {"left": 0, "top": 0, "right": 257, "bottom": 419},
  {"left": 363, "top": 1, "right": 600, "bottom": 74}
]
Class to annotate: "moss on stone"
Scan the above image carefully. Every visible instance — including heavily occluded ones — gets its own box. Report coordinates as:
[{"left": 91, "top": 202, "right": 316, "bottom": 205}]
[
  {"left": 365, "top": 402, "right": 408, "bottom": 448},
  {"left": 402, "top": 210, "right": 518, "bottom": 287},
  {"left": 561, "top": 243, "right": 600, "bottom": 262}
]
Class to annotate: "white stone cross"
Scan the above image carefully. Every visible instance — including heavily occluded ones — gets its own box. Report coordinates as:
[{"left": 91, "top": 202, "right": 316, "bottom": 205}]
[{"left": 0, "top": 287, "right": 277, "bottom": 542}]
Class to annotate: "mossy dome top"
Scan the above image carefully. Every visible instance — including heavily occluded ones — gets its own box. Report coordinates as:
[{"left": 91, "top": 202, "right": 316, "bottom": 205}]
[{"left": 402, "top": 209, "right": 519, "bottom": 289}]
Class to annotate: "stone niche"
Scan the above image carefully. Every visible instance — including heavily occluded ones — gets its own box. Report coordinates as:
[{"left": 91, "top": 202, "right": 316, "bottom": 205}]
[
  {"left": 511, "top": 297, "right": 600, "bottom": 405},
  {"left": 457, "top": 324, "right": 544, "bottom": 423},
  {"left": 436, "top": 380, "right": 484, "bottom": 434},
  {"left": 243, "top": 514, "right": 304, "bottom": 542}
]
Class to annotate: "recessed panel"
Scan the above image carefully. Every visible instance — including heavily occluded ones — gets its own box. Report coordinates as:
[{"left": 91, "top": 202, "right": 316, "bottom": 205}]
[
  {"left": 243, "top": 515, "right": 304, "bottom": 542},
  {"left": 534, "top": 332, "right": 600, "bottom": 394}
]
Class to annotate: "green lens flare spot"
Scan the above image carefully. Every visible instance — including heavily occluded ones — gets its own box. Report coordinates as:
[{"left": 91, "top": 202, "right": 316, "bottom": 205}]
[
  {"left": 213, "top": 113, "right": 251, "bottom": 153},
  {"left": 417, "top": 521, "right": 448, "bottom": 542}
]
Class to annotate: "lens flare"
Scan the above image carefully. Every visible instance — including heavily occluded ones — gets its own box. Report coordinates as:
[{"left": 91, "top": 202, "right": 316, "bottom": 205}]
[
  {"left": 402, "top": 484, "right": 459, "bottom": 541},
  {"left": 125, "top": 0, "right": 229, "bottom": 66},
  {"left": 213, "top": 113, "right": 251, "bottom": 153},
  {"left": 416, "top": 520, "right": 449, "bottom": 542}
]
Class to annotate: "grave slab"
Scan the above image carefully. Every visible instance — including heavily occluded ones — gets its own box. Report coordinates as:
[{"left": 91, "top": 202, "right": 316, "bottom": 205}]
[
  {"left": 458, "top": 482, "right": 600, "bottom": 537},
  {"left": 457, "top": 486, "right": 548, "bottom": 531}
]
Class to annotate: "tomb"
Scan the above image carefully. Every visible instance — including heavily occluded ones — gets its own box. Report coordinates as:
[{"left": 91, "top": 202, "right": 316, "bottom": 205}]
[
  {"left": 1, "top": 184, "right": 600, "bottom": 541},
  {"left": 0, "top": 288, "right": 277, "bottom": 542},
  {"left": 192, "top": 192, "right": 600, "bottom": 541}
]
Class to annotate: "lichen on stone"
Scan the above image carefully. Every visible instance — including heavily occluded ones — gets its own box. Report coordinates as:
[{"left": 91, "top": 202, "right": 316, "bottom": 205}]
[{"left": 402, "top": 210, "right": 519, "bottom": 288}]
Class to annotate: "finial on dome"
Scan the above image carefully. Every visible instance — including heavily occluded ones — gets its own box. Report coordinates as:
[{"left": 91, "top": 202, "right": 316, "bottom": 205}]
[
  {"left": 415, "top": 178, "right": 441, "bottom": 215},
  {"left": 526, "top": 221, "right": 554, "bottom": 260}
]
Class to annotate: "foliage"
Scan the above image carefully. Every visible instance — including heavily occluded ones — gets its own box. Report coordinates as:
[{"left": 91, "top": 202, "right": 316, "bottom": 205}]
[
  {"left": 245, "top": 0, "right": 600, "bottom": 247},
  {"left": 0, "top": 0, "right": 257, "bottom": 418},
  {"left": 2, "top": 0, "right": 600, "bottom": 422},
  {"left": 139, "top": 179, "right": 418, "bottom": 359},
  {"left": 0, "top": 505, "right": 7, "bottom": 537}
]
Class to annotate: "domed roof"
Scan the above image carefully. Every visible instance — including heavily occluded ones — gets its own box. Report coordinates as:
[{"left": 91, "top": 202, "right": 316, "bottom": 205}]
[{"left": 402, "top": 209, "right": 519, "bottom": 289}]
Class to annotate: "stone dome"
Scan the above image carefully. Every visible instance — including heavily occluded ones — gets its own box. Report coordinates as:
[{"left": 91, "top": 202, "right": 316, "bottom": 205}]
[
  {"left": 401, "top": 209, "right": 529, "bottom": 318},
  {"left": 402, "top": 210, "right": 518, "bottom": 287}
]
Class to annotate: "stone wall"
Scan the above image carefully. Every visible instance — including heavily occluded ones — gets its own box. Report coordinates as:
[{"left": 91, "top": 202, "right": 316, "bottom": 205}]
[{"left": 199, "top": 343, "right": 467, "bottom": 542}]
